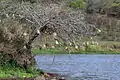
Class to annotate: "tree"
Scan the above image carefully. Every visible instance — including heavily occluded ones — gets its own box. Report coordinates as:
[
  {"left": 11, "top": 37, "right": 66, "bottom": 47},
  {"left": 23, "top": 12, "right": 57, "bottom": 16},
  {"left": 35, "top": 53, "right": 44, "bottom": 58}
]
[{"left": 0, "top": 0, "right": 97, "bottom": 68}]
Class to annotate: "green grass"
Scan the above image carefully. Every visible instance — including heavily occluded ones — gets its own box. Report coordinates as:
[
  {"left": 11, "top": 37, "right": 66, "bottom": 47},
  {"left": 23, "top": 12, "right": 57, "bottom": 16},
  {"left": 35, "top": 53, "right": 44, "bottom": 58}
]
[
  {"left": 0, "top": 54, "right": 40, "bottom": 78},
  {"left": 32, "top": 49, "right": 68, "bottom": 54},
  {"left": 32, "top": 48, "right": 120, "bottom": 54},
  {"left": 32, "top": 41, "right": 120, "bottom": 54},
  {"left": 74, "top": 51, "right": 120, "bottom": 54},
  {"left": 0, "top": 64, "right": 40, "bottom": 78}
]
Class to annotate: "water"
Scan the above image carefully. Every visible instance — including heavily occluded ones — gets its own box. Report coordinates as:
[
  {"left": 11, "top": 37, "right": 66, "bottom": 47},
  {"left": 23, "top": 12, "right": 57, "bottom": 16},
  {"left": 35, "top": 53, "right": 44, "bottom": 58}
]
[{"left": 35, "top": 54, "right": 120, "bottom": 80}]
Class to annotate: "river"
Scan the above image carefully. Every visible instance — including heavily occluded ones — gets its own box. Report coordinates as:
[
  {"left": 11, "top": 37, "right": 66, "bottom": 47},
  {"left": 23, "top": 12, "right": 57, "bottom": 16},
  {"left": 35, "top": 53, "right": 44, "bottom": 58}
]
[{"left": 35, "top": 54, "right": 120, "bottom": 80}]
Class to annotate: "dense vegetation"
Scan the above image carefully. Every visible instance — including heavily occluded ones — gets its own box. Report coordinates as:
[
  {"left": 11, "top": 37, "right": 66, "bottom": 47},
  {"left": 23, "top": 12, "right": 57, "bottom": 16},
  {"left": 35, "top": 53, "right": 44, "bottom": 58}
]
[{"left": 0, "top": 0, "right": 120, "bottom": 79}]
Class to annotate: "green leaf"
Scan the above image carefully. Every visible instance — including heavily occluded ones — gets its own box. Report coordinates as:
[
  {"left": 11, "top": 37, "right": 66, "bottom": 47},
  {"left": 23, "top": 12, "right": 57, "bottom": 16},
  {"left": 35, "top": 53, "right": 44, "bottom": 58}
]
[
  {"left": 71, "top": 1, "right": 79, "bottom": 8},
  {"left": 77, "top": 0, "right": 83, "bottom": 5},
  {"left": 77, "top": 0, "right": 85, "bottom": 9}
]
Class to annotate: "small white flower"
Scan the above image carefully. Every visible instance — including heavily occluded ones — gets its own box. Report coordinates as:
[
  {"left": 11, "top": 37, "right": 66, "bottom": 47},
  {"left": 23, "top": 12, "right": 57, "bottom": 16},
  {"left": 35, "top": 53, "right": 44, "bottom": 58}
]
[
  {"left": 19, "top": 15, "right": 24, "bottom": 18},
  {"left": 23, "top": 33, "right": 27, "bottom": 36},
  {"left": 23, "top": 75, "right": 26, "bottom": 78},
  {"left": 97, "top": 29, "right": 101, "bottom": 33},
  {"left": 52, "top": 46, "right": 55, "bottom": 48},
  {"left": 75, "top": 45, "right": 78, "bottom": 49},
  {"left": 83, "top": 42, "right": 85, "bottom": 45},
  {"left": 6, "top": 14, "right": 9, "bottom": 18},
  {"left": 37, "top": 30, "right": 40, "bottom": 34},
  {"left": 55, "top": 40, "right": 59, "bottom": 45},
  {"left": 43, "top": 44, "right": 46, "bottom": 48},
  {"left": 86, "top": 42, "right": 89, "bottom": 45},
  {"left": 23, "top": 45, "right": 26, "bottom": 49},
  {"left": 90, "top": 37, "right": 93, "bottom": 40},
  {"left": 53, "top": 32, "right": 57, "bottom": 37},
  {"left": 69, "top": 42, "right": 72, "bottom": 46},
  {"left": 12, "top": 14, "right": 15, "bottom": 19},
  {"left": 65, "top": 46, "right": 68, "bottom": 50}
]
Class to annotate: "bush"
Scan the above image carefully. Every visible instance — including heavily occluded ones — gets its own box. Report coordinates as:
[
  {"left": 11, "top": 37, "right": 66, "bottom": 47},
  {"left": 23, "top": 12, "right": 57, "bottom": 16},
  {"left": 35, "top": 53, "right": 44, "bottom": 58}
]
[
  {"left": 111, "top": 3, "right": 120, "bottom": 7},
  {"left": 71, "top": 0, "right": 86, "bottom": 9}
]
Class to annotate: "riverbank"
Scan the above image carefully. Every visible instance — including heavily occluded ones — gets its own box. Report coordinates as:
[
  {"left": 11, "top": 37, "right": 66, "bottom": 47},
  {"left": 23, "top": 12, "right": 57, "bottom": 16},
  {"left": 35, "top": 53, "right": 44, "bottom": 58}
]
[
  {"left": 0, "top": 63, "right": 67, "bottom": 80},
  {"left": 32, "top": 49, "right": 120, "bottom": 54},
  {"left": 0, "top": 66, "right": 67, "bottom": 80},
  {"left": 0, "top": 65, "right": 39, "bottom": 78},
  {"left": 32, "top": 41, "right": 120, "bottom": 54}
]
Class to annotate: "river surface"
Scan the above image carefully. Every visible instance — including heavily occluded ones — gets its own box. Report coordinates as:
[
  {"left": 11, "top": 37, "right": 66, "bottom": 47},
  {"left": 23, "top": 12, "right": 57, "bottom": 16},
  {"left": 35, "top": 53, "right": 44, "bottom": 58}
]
[{"left": 35, "top": 54, "right": 120, "bottom": 80}]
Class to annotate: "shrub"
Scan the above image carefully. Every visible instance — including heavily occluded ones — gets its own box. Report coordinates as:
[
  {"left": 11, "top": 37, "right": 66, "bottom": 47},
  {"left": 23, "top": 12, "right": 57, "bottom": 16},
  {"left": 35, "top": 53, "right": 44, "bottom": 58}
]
[
  {"left": 71, "top": 0, "right": 86, "bottom": 9},
  {"left": 111, "top": 3, "right": 120, "bottom": 7}
]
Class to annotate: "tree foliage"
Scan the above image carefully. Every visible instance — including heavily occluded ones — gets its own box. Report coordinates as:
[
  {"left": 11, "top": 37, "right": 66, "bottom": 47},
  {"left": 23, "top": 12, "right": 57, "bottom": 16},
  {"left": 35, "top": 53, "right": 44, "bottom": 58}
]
[{"left": 71, "top": 0, "right": 86, "bottom": 9}]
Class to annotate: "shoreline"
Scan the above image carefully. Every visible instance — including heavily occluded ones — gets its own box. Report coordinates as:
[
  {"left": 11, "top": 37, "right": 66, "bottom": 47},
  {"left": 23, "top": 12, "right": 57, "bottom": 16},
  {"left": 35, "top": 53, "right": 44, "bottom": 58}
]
[{"left": 32, "top": 49, "right": 120, "bottom": 55}]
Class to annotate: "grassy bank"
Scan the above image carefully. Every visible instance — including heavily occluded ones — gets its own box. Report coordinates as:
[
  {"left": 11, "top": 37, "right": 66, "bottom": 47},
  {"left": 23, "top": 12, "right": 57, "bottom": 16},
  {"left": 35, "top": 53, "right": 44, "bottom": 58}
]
[
  {"left": 32, "top": 49, "right": 68, "bottom": 54},
  {"left": 0, "top": 67, "right": 39, "bottom": 78},
  {"left": 74, "top": 51, "right": 120, "bottom": 54},
  {"left": 0, "top": 64, "right": 66, "bottom": 80},
  {"left": 32, "top": 41, "right": 120, "bottom": 54},
  {"left": 0, "top": 63, "right": 40, "bottom": 78},
  {"left": 32, "top": 49, "right": 120, "bottom": 54}
]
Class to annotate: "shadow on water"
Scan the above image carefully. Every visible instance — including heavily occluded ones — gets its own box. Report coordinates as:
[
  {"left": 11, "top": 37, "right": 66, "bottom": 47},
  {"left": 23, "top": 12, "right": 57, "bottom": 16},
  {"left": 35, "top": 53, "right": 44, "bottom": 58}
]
[{"left": 35, "top": 54, "right": 120, "bottom": 80}]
